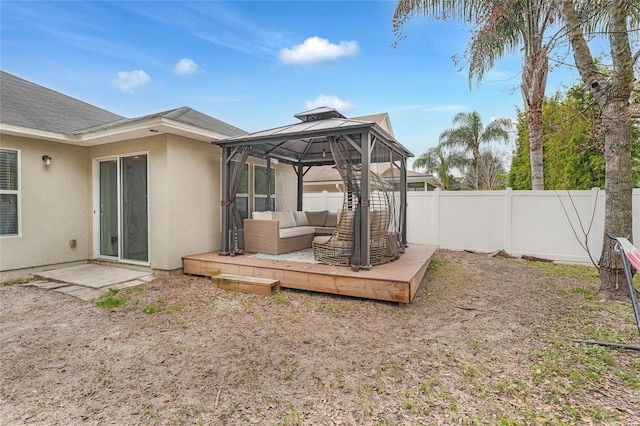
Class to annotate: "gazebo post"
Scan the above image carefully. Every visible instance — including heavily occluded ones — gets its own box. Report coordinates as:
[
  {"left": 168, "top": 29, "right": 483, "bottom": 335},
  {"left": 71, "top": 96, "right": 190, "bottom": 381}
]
[
  {"left": 359, "top": 132, "right": 372, "bottom": 270},
  {"left": 296, "top": 163, "right": 304, "bottom": 211},
  {"left": 219, "top": 146, "right": 231, "bottom": 256},
  {"left": 400, "top": 156, "right": 409, "bottom": 247}
]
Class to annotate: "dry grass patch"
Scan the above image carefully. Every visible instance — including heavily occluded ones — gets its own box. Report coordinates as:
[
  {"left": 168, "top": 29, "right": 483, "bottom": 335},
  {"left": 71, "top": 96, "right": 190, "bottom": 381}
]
[{"left": 0, "top": 249, "right": 638, "bottom": 425}]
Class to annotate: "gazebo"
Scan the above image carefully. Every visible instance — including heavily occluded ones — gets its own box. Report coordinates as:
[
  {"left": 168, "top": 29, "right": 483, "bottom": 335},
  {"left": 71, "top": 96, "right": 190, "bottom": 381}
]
[{"left": 216, "top": 107, "right": 413, "bottom": 271}]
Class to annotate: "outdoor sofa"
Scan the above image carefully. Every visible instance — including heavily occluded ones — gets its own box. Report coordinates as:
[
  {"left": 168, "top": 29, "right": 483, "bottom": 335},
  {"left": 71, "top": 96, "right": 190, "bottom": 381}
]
[{"left": 243, "top": 210, "right": 337, "bottom": 255}]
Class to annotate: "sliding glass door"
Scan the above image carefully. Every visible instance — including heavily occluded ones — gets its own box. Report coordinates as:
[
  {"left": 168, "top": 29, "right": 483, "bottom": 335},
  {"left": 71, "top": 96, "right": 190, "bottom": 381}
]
[
  {"left": 99, "top": 160, "right": 119, "bottom": 257},
  {"left": 97, "top": 154, "right": 148, "bottom": 263}
]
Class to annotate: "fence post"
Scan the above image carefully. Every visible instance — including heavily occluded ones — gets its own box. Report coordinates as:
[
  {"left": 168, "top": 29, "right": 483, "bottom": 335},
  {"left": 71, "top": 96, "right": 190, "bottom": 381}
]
[
  {"left": 504, "top": 187, "right": 512, "bottom": 253},
  {"left": 590, "top": 187, "right": 601, "bottom": 255},
  {"left": 433, "top": 187, "right": 440, "bottom": 244}
]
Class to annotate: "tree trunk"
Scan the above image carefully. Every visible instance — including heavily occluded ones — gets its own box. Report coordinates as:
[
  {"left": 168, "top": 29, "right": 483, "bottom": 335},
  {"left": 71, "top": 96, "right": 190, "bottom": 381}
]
[
  {"left": 558, "top": 0, "right": 635, "bottom": 300},
  {"left": 521, "top": 38, "right": 548, "bottom": 190},
  {"left": 598, "top": 101, "right": 634, "bottom": 300},
  {"left": 526, "top": 102, "right": 544, "bottom": 190},
  {"left": 473, "top": 147, "right": 480, "bottom": 190}
]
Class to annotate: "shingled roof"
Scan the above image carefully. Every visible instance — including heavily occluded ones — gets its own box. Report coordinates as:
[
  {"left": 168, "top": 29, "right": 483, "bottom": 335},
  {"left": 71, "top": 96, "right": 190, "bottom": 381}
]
[
  {"left": 76, "top": 106, "right": 246, "bottom": 137},
  {"left": 0, "top": 71, "right": 123, "bottom": 134},
  {"left": 0, "top": 71, "right": 246, "bottom": 143}
]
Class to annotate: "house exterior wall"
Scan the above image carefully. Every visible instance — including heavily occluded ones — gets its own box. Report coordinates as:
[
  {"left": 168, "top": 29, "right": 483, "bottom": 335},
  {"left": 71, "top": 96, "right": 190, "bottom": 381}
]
[
  {"left": 164, "top": 135, "right": 222, "bottom": 270},
  {"left": 0, "top": 135, "right": 91, "bottom": 271},
  {"left": 304, "top": 183, "right": 344, "bottom": 194},
  {"left": 0, "top": 132, "right": 303, "bottom": 276},
  {"left": 89, "top": 135, "right": 170, "bottom": 270},
  {"left": 275, "top": 162, "right": 298, "bottom": 211}
]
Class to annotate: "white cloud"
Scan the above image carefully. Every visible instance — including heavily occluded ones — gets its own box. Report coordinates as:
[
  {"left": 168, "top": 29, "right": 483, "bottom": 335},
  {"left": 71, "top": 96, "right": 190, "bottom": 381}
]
[
  {"left": 112, "top": 70, "right": 151, "bottom": 92},
  {"left": 305, "top": 95, "right": 354, "bottom": 111},
  {"left": 172, "top": 58, "right": 202, "bottom": 75},
  {"left": 280, "top": 36, "right": 359, "bottom": 65}
]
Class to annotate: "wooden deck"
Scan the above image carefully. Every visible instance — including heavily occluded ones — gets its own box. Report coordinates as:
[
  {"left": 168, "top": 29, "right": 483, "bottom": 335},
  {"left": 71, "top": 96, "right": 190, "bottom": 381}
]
[{"left": 183, "top": 244, "right": 438, "bottom": 304}]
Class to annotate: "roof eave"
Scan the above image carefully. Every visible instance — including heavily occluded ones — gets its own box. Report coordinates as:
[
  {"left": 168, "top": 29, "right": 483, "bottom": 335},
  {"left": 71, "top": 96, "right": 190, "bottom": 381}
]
[
  {"left": 78, "top": 116, "right": 233, "bottom": 145},
  {"left": 0, "top": 123, "right": 80, "bottom": 144},
  {"left": 1, "top": 117, "right": 233, "bottom": 146}
]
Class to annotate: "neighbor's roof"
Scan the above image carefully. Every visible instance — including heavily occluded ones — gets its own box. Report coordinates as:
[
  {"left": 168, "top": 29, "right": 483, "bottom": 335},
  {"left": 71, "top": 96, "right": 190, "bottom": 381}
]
[
  {"left": 217, "top": 107, "right": 412, "bottom": 166},
  {"left": 304, "top": 164, "right": 439, "bottom": 184},
  {"left": 0, "top": 71, "right": 246, "bottom": 145},
  {"left": 350, "top": 112, "right": 393, "bottom": 136}
]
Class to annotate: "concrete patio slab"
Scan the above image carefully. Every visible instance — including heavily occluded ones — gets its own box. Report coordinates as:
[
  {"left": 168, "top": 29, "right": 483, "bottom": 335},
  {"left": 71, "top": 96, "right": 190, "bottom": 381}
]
[
  {"left": 53, "top": 285, "right": 86, "bottom": 295},
  {"left": 27, "top": 263, "right": 155, "bottom": 301},
  {"left": 25, "top": 281, "right": 69, "bottom": 290},
  {"left": 62, "top": 287, "right": 106, "bottom": 301},
  {"left": 37, "top": 264, "right": 151, "bottom": 288},
  {"left": 109, "top": 279, "right": 146, "bottom": 291}
]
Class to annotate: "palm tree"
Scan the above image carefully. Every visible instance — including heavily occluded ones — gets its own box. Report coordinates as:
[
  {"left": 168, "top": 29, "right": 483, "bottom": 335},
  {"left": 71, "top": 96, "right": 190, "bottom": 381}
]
[
  {"left": 412, "top": 144, "right": 468, "bottom": 190},
  {"left": 459, "top": 150, "right": 508, "bottom": 190},
  {"left": 438, "top": 111, "right": 510, "bottom": 190},
  {"left": 394, "top": 0, "right": 558, "bottom": 190}
]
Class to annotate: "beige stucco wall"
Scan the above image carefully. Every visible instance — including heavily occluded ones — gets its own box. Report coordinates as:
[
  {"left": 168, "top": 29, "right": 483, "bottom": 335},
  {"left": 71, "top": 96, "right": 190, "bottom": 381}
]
[
  {"left": 0, "top": 132, "right": 301, "bottom": 274},
  {"left": 89, "top": 135, "right": 170, "bottom": 270},
  {"left": 275, "top": 162, "right": 298, "bottom": 211},
  {"left": 164, "top": 135, "right": 222, "bottom": 270},
  {"left": 0, "top": 135, "right": 91, "bottom": 271},
  {"left": 91, "top": 135, "right": 223, "bottom": 271}
]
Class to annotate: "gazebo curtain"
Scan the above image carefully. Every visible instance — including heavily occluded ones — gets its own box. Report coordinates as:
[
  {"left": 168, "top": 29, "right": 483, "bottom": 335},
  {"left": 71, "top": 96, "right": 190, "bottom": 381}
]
[
  {"left": 228, "top": 146, "right": 250, "bottom": 255},
  {"left": 329, "top": 137, "right": 363, "bottom": 266},
  {"left": 325, "top": 135, "right": 401, "bottom": 267},
  {"left": 372, "top": 141, "right": 403, "bottom": 259}
]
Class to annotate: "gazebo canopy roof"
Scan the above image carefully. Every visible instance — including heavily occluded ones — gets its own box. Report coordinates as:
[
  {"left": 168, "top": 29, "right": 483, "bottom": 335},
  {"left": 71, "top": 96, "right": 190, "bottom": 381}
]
[{"left": 216, "top": 107, "right": 413, "bottom": 166}]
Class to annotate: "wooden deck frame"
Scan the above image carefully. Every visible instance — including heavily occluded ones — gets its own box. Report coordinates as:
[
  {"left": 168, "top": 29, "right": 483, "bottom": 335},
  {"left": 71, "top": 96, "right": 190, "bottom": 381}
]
[{"left": 183, "top": 244, "right": 438, "bottom": 304}]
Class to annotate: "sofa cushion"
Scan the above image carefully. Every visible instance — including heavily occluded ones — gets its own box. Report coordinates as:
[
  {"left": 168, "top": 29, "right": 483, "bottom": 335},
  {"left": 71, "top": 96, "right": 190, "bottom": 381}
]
[
  {"left": 252, "top": 211, "right": 272, "bottom": 220},
  {"left": 325, "top": 212, "right": 337, "bottom": 227},
  {"left": 306, "top": 210, "right": 328, "bottom": 226},
  {"left": 272, "top": 210, "right": 296, "bottom": 229},
  {"left": 293, "top": 211, "right": 309, "bottom": 226},
  {"left": 279, "top": 226, "right": 315, "bottom": 238},
  {"left": 314, "top": 227, "right": 335, "bottom": 236}
]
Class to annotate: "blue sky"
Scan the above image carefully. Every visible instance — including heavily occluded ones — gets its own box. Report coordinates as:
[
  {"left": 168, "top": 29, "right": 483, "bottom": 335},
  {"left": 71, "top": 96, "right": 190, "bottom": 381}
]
[{"left": 1, "top": 1, "right": 580, "bottom": 166}]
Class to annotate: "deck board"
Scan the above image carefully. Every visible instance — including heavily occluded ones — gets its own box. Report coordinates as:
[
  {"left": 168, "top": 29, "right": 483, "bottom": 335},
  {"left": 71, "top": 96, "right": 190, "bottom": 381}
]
[{"left": 183, "top": 244, "right": 438, "bottom": 303}]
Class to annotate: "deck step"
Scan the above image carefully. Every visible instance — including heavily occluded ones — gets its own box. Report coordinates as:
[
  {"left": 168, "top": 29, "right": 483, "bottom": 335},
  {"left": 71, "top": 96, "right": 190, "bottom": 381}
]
[{"left": 213, "top": 273, "right": 280, "bottom": 296}]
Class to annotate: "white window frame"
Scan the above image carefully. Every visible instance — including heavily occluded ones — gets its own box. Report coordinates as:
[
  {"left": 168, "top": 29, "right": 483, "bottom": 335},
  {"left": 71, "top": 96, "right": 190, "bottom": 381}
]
[{"left": 0, "top": 148, "right": 21, "bottom": 238}]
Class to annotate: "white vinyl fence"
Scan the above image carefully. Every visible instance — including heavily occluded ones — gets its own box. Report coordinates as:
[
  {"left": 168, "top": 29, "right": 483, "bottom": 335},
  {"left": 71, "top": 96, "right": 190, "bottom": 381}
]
[{"left": 303, "top": 188, "right": 640, "bottom": 265}]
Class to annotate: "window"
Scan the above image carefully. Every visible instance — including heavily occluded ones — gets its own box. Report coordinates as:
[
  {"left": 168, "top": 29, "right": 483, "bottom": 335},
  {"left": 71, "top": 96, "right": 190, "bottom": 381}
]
[
  {"left": 227, "top": 162, "right": 276, "bottom": 218},
  {"left": 0, "top": 148, "right": 20, "bottom": 236},
  {"left": 408, "top": 182, "right": 425, "bottom": 191},
  {"left": 254, "top": 165, "right": 276, "bottom": 211}
]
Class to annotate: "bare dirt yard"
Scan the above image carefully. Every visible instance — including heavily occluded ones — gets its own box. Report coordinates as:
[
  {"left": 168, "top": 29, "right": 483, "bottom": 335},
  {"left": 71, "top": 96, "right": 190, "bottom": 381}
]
[{"left": 1, "top": 249, "right": 639, "bottom": 425}]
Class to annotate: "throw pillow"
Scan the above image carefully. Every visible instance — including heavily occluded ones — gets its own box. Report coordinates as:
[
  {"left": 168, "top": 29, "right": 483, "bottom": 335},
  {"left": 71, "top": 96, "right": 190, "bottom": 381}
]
[
  {"left": 253, "top": 211, "right": 272, "bottom": 220},
  {"left": 325, "top": 212, "right": 337, "bottom": 227},
  {"left": 306, "top": 210, "right": 328, "bottom": 226},
  {"left": 293, "top": 211, "right": 309, "bottom": 226},
  {"left": 272, "top": 211, "right": 296, "bottom": 229}
]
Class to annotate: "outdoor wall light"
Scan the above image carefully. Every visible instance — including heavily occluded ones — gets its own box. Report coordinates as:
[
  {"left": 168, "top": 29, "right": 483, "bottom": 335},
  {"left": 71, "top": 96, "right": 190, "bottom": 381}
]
[{"left": 42, "top": 155, "right": 52, "bottom": 166}]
